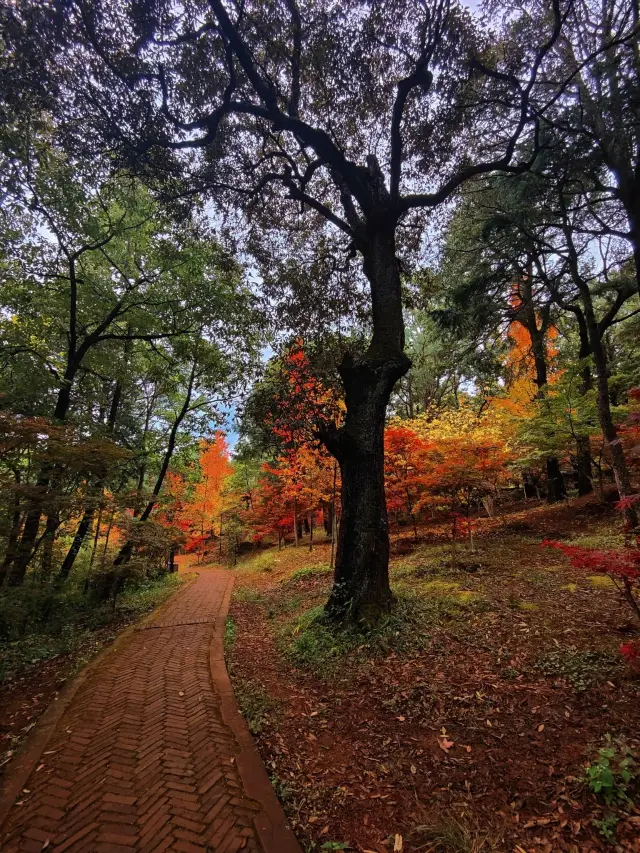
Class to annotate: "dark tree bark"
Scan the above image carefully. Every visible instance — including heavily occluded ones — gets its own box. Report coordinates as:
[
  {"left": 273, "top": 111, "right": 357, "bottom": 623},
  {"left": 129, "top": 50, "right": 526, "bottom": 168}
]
[
  {"left": 57, "top": 345, "right": 129, "bottom": 583},
  {"left": 560, "top": 215, "right": 638, "bottom": 529},
  {"left": 111, "top": 359, "right": 197, "bottom": 569},
  {"left": 318, "top": 224, "right": 410, "bottom": 623},
  {"left": 574, "top": 435, "right": 593, "bottom": 496},
  {"left": 0, "top": 472, "right": 22, "bottom": 586},
  {"left": 517, "top": 272, "right": 566, "bottom": 502},
  {"left": 8, "top": 376, "right": 74, "bottom": 585},
  {"left": 574, "top": 322, "right": 594, "bottom": 495}
]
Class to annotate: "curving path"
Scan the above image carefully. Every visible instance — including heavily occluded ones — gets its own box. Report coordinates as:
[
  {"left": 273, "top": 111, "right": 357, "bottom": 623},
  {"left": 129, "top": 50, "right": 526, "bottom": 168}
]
[{"left": 0, "top": 570, "right": 300, "bottom": 853}]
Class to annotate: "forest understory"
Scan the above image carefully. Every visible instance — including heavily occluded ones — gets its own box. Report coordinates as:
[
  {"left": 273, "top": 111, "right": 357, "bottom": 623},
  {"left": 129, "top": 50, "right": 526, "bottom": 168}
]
[{"left": 226, "top": 496, "right": 640, "bottom": 853}]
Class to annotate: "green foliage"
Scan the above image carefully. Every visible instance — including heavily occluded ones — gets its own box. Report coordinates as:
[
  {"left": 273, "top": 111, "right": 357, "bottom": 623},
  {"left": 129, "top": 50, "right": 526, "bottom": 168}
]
[
  {"left": 233, "top": 586, "right": 265, "bottom": 604},
  {"left": 281, "top": 590, "right": 481, "bottom": 675},
  {"left": 286, "top": 564, "right": 332, "bottom": 583},
  {"left": 233, "top": 682, "right": 280, "bottom": 735},
  {"left": 535, "top": 648, "right": 620, "bottom": 692},
  {"left": 585, "top": 736, "right": 639, "bottom": 842},
  {"left": 224, "top": 617, "right": 236, "bottom": 652},
  {"left": 0, "top": 572, "right": 183, "bottom": 683},
  {"left": 585, "top": 736, "right": 638, "bottom": 807}
]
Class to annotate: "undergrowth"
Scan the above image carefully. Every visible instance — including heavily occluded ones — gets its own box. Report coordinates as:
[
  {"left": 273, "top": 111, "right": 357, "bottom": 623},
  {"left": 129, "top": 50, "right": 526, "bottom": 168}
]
[
  {"left": 535, "top": 647, "right": 620, "bottom": 691},
  {"left": 280, "top": 590, "right": 483, "bottom": 675},
  {"left": 0, "top": 572, "right": 184, "bottom": 684},
  {"left": 234, "top": 681, "right": 280, "bottom": 734}
]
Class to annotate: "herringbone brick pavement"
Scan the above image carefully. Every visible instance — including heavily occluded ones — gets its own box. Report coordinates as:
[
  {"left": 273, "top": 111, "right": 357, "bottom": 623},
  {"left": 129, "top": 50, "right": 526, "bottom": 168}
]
[{"left": 0, "top": 571, "right": 289, "bottom": 853}]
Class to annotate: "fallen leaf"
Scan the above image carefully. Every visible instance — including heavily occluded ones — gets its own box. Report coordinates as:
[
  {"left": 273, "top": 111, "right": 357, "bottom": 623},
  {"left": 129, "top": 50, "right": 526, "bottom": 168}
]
[
  {"left": 396, "top": 716, "right": 405, "bottom": 722},
  {"left": 410, "top": 765, "right": 417, "bottom": 775},
  {"left": 394, "top": 834, "right": 403, "bottom": 852},
  {"left": 437, "top": 735, "right": 454, "bottom": 752},
  {"left": 320, "top": 825, "right": 329, "bottom": 835},
  {"left": 537, "top": 724, "right": 545, "bottom": 733}
]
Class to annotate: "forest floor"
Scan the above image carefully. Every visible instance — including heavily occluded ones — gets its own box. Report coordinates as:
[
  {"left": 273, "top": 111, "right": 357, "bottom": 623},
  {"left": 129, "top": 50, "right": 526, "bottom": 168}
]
[
  {"left": 0, "top": 572, "right": 189, "bottom": 778},
  {"left": 226, "top": 495, "right": 640, "bottom": 853}
]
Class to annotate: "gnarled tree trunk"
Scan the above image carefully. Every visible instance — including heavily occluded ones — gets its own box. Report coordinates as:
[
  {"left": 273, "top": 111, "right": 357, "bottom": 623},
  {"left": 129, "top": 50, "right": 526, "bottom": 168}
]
[{"left": 323, "top": 227, "right": 410, "bottom": 624}]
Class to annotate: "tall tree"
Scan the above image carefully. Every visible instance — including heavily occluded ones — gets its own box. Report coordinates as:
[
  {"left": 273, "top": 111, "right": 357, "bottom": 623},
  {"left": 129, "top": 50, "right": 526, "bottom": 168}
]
[{"left": 2, "top": 0, "right": 567, "bottom": 621}]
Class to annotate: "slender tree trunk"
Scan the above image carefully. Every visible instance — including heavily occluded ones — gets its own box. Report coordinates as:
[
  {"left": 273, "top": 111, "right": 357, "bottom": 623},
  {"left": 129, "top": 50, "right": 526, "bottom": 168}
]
[
  {"left": 8, "top": 377, "right": 74, "bottom": 585},
  {"left": 518, "top": 271, "right": 566, "bottom": 503},
  {"left": 293, "top": 497, "right": 299, "bottom": 547},
  {"left": 562, "top": 233, "right": 638, "bottom": 527},
  {"left": 574, "top": 435, "right": 593, "bottom": 496},
  {"left": 590, "top": 330, "right": 637, "bottom": 527},
  {"left": 323, "top": 229, "right": 410, "bottom": 624},
  {"left": 40, "top": 511, "right": 59, "bottom": 581},
  {"left": 112, "top": 360, "right": 197, "bottom": 568},
  {"left": 84, "top": 504, "right": 103, "bottom": 592},
  {"left": 58, "top": 359, "right": 127, "bottom": 583},
  {"left": 58, "top": 506, "right": 95, "bottom": 583},
  {"left": 0, "top": 477, "right": 22, "bottom": 587},
  {"left": 574, "top": 327, "right": 594, "bottom": 495}
]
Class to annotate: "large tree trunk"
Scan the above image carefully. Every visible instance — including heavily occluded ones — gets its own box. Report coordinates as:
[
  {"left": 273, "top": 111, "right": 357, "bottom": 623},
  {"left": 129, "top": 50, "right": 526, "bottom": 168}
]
[
  {"left": 323, "top": 228, "right": 410, "bottom": 624},
  {"left": 546, "top": 457, "right": 566, "bottom": 503}
]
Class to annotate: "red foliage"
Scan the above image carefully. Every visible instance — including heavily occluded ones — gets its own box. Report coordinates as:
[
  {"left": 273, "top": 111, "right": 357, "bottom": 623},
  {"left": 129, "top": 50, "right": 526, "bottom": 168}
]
[
  {"left": 620, "top": 640, "right": 640, "bottom": 672},
  {"left": 542, "top": 540, "right": 640, "bottom": 580}
]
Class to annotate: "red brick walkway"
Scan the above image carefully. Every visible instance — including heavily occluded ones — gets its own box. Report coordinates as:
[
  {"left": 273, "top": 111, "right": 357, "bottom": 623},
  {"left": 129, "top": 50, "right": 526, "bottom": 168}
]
[{"left": 0, "top": 571, "right": 300, "bottom": 853}]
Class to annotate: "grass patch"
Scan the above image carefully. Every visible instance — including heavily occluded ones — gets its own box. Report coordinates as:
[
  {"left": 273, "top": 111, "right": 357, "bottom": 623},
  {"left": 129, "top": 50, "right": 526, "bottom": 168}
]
[
  {"left": 233, "top": 586, "right": 265, "bottom": 603},
  {"left": 234, "top": 682, "right": 280, "bottom": 734},
  {"left": 224, "top": 617, "right": 236, "bottom": 652},
  {"left": 0, "top": 572, "right": 184, "bottom": 684},
  {"left": 237, "top": 549, "right": 279, "bottom": 575},
  {"left": 588, "top": 575, "right": 614, "bottom": 589},
  {"left": 281, "top": 589, "right": 483, "bottom": 676},
  {"left": 570, "top": 532, "right": 627, "bottom": 550},
  {"left": 535, "top": 647, "right": 620, "bottom": 692},
  {"left": 286, "top": 563, "right": 332, "bottom": 583},
  {"left": 410, "top": 815, "right": 502, "bottom": 852},
  {"left": 561, "top": 583, "right": 578, "bottom": 592}
]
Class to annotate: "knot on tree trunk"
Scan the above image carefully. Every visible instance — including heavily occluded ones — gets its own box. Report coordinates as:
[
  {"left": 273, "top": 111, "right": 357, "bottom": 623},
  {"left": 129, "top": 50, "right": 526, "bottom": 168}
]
[{"left": 338, "top": 349, "right": 411, "bottom": 396}]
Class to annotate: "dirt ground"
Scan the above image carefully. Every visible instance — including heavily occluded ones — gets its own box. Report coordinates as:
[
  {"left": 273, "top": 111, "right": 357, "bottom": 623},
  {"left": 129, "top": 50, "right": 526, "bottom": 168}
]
[{"left": 226, "top": 496, "right": 640, "bottom": 853}]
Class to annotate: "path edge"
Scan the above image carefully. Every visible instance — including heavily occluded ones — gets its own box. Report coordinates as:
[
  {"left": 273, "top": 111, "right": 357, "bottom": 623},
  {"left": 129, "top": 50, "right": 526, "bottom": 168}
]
[
  {"left": 211, "top": 574, "right": 302, "bottom": 853},
  {"left": 0, "top": 571, "right": 198, "bottom": 835}
]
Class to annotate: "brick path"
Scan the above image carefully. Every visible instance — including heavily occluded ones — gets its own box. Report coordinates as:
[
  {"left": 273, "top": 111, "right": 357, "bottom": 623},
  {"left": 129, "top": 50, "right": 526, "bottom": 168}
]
[{"left": 0, "top": 570, "right": 300, "bottom": 853}]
